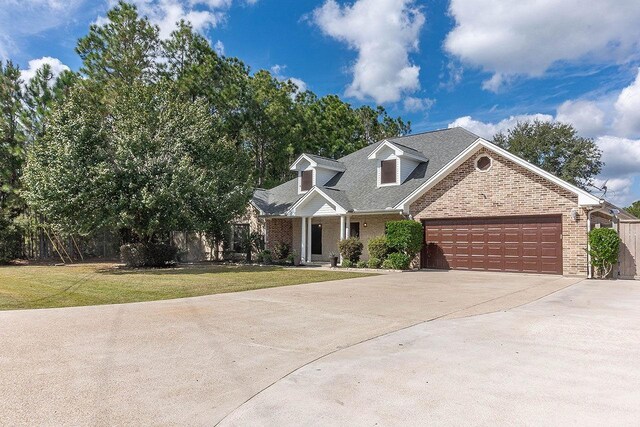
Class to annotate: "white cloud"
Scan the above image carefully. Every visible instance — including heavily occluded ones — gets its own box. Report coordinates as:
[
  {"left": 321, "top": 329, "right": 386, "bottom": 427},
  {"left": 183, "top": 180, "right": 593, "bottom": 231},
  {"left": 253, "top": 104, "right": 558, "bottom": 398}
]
[
  {"left": 403, "top": 96, "right": 434, "bottom": 112},
  {"left": 20, "top": 56, "right": 70, "bottom": 84},
  {"left": 312, "top": 0, "right": 425, "bottom": 104},
  {"left": 270, "top": 64, "right": 307, "bottom": 93},
  {"left": 445, "top": 0, "right": 640, "bottom": 90},
  {"left": 449, "top": 114, "right": 554, "bottom": 139},
  {"left": 614, "top": 68, "right": 640, "bottom": 138},
  {"left": 592, "top": 177, "right": 635, "bottom": 206},
  {"left": 596, "top": 136, "right": 640, "bottom": 178},
  {"left": 213, "top": 40, "right": 224, "bottom": 55},
  {"left": 556, "top": 100, "right": 607, "bottom": 138}
]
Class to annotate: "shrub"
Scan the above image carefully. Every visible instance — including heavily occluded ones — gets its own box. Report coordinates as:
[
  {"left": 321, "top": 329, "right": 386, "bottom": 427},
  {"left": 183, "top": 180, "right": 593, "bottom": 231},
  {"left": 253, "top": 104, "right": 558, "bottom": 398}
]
[
  {"left": 368, "top": 257, "right": 382, "bottom": 269},
  {"left": 0, "top": 215, "right": 21, "bottom": 264},
  {"left": 285, "top": 252, "right": 295, "bottom": 265},
  {"left": 120, "top": 243, "right": 178, "bottom": 267},
  {"left": 368, "top": 235, "right": 389, "bottom": 260},
  {"left": 381, "top": 252, "right": 411, "bottom": 270},
  {"left": 338, "top": 237, "right": 363, "bottom": 263},
  {"left": 356, "top": 260, "right": 367, "bottom": 268},
  {"left": 272, "top": 241, "right": 291, "bottom": 261},
  {"left": 257, "top": 249, "right": 272, "bottom": 264},
  {"left": 341, "top": 259, "right": 354, "bottom": 268},
  {"left": 386, "top": 220, "right": 423, "bottom": 259},
  {"left": 588, "top": 228, "right": 621, "bottom": 278}
]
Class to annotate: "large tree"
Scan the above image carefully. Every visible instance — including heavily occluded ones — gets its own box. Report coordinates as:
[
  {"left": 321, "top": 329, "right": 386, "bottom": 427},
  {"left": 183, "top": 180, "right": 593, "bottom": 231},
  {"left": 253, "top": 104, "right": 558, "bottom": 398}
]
[
  {"left": 493, "top": 120, "right": 602, "bottom": 188},
  {"left": 24, "top": 82, "right": 250, "bottom": 241},
  {"left": 626, "top": 201, "right": 640, "bottom": 219},
  {"left": 0, "top": 60, "right": 25, "bottom": 212}
]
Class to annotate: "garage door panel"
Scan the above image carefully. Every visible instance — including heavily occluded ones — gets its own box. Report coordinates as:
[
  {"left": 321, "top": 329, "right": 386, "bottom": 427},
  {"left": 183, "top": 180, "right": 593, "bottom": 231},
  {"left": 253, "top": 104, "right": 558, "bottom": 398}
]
[{"left": 422, "top": 216, "right": 562, "bottom": 275}]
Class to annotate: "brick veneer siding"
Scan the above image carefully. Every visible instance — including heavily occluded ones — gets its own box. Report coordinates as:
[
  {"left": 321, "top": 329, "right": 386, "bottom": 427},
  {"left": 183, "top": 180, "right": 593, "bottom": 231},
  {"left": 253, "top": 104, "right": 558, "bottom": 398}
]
[
  {"left": 266, "top": 218, "right": 293, "bottom": 250},
  {"left": 409, "top": 147, "right": 589, "bottom": 276}
]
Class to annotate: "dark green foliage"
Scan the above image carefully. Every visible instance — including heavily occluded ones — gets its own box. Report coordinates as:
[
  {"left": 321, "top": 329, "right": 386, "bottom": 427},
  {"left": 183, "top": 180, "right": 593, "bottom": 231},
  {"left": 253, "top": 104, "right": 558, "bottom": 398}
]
[
  {"left": 386, "top": 220, "right": 423, "bottom": 259},
  {"left": 339, "top": 237, "right": 363, "bottom": 263},
  {"left": 272, "top": 241, "right": 291, "bottom": 261},
  {"left": 381, "top": 252, "right": 411, "bottom": 270},
  {"left": 356, "top": 260, "right": 367, "bottom": 268},
  {"left": 626, "top": 201, "right": 640, "bottom": 219},
  {"left": 0, "top": 214, "right": 21, "bottom": 263},
  {"left": 341, "top": 259, "right": 354, "bottom": 268},
  {"left": 493, "top": 120, "right": 602, "bottom": 189},
  {"left": 257, "top": 249, "right": 272, "bottom": 264},
  {"left": 120, "top": 243, "right": 178, "bottom": 267},
  {"left": 367, "top": 235, "right": 389, "bottom": 260},
  {"left": 367, "top": 257, "right": 382, "bottom": 269},
  {"left": 588, "top": 228, "right": 621, "bottom": 278}
]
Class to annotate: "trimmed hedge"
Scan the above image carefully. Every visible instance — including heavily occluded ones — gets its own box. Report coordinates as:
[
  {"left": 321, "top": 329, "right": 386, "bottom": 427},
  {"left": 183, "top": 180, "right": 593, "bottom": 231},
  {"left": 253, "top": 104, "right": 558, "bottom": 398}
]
[
  {"left": 386, "top": 220, "right": 423, "bottom": 258},
  {"left": 120, "top": 243, "right": 178, "bottom": 267},
  {"left": 368, "top": 257, "right": 382, "bottom": 269},
  {"left": 339, "top": 237, "right": 363, "bottom": 263},
  {"left": 368, "top": 235, "right": 389, "bottom": 260},
  {"left": 381, "top": 252, "right": 411, "bottom": 270},
  {"left": 588, "top": 228, "right": 621, "bottom": 278},
  {"left": 341, "top": 259, "right": 354, "bottom": 268}
]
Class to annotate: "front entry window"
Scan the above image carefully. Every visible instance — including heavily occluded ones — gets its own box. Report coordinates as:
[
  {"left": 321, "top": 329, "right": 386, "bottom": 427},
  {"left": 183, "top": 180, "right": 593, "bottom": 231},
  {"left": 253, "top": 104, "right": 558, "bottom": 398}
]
[
  {"left": 232, "top": 224, "right": 249, "bottom": 253},
  {"left": 350, "top": 222, "right": 360, "bottom": 238},
  {"left": 311, "top": 224, "right": 322, "bottom": 255}
]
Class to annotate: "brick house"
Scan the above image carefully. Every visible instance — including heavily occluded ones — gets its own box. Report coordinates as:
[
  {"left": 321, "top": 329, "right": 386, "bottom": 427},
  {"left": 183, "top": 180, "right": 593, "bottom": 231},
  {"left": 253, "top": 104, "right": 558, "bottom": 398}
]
[{"left": 247, "top": 127, "right": 632, "bottom": 276}]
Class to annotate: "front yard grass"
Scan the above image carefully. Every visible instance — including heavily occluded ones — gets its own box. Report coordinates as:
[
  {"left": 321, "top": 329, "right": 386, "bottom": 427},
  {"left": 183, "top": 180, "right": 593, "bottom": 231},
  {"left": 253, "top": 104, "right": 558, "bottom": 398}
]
[{"left": 0, "top": 263, "right": 375, "bottom": 310}]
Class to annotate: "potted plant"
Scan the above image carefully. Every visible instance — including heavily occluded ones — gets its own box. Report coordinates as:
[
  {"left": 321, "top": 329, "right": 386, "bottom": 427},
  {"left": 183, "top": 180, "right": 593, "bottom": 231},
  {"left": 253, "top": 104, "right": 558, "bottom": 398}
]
[{"left": 329, "top": 252, "right": 339, "bottom": 267}]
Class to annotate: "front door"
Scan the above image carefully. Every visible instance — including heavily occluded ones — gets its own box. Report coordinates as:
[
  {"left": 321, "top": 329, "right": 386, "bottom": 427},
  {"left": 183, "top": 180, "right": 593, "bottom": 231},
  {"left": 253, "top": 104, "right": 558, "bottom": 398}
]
[{"left": 311, "top": 224, "right": 322, "bottom": 255}]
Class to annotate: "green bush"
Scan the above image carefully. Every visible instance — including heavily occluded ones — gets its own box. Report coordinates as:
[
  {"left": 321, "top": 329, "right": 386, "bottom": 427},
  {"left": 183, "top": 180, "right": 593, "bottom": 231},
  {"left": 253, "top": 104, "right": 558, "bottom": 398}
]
[
  {"left": 257, "top": 249, "right": 272, "bottom": 264},
  {"left": 272, "top": 241, "right": 291, "bottom": 260},
  {"left": 381, "top": 252, "right": 411, "bottom": 270},
  {"left": 338, "top": 237, "right": 363, "bottom": 263},
  {"left": 120, "top": 243, "right": 178, "bottom": 267},
  {"left": 0, "top": 215, "right": 21, "bottom": 264},
  {"left": 341, "top": 259, "right": 354, "bottom": 268},
  {"left": 386, "top": 220, "right": 423, "bottom": 259},
  {"left": 368, "top": 257, "right": 382, "bottom": 269},
  {"left": 356, "top": 260, "right": 367, "bottom": 268},
  {"left": 368, "top": 235, "right": 389, "bottom": 260},
  {"left": 588, "top": 228, "right": 621, "bottom": 278}
]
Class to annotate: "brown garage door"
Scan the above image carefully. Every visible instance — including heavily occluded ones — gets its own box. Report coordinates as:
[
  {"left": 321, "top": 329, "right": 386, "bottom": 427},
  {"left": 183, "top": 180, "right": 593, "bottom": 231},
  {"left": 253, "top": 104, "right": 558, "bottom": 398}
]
[{"left": 421, "top": 216, "right": 563, "bottom": 274}]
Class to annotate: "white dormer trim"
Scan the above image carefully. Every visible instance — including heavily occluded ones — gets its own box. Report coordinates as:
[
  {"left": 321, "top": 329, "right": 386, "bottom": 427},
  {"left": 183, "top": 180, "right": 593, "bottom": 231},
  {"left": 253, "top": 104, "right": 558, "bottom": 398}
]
[
  {"left": 376, "top": 158, "right": 400, "bottom": 187},
  {"left": 394, "top": 138, "right": 602, "bottom": 211},
  {"left": 367, "top": 140, "right": 428, "bottom": 162},
  {"left": 297, "top": 168, "right": 315, "bottom": 194},
  {"left": 290, "top": 154, "right": 346, "bottom": 172},
  {"left": 287, "top": 187, "right": 349, "bottom": 217}
]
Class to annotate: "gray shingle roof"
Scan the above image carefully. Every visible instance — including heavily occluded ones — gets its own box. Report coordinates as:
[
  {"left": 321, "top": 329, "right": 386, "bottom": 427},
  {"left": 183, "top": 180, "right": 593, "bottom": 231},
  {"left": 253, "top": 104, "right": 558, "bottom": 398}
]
[
  {"left": 252, "top": 127, "right": 480, "bottom": 215},
  {"left": 304, "top": 153, "right": 346, "bottom": 171}
]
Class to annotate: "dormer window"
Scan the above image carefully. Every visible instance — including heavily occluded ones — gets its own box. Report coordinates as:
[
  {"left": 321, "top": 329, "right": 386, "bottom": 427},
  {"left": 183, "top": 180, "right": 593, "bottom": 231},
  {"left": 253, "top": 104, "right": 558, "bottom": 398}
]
[
  {"left": 300, "top": 170, "right": 313, "bottom": 191},
  {"left": 368, "top": 140, "right": 427, "bottom": 188},
  {"left": 380, "top": 159, "right": 397, "bottom": 184}
]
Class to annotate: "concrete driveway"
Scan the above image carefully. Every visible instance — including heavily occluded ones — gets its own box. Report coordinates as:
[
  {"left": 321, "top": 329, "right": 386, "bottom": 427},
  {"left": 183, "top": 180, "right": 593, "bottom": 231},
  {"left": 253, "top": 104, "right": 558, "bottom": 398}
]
[{"left": 0, "top": 270, "right": 602, "bottom": 425}]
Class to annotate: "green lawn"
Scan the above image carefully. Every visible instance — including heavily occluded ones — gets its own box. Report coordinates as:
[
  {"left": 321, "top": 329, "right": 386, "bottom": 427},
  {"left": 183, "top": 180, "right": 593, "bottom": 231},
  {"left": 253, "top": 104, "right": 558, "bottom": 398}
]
[{"left": 0, "top": 263, "right": 375, "bottom": 310}]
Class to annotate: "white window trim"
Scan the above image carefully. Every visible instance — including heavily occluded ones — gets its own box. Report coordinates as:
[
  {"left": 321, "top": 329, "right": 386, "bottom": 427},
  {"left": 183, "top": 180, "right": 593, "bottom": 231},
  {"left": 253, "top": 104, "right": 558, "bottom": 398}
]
[
  {"left": 377, "top": 158, "right": 400, "bottom": 187},
  {"left": 298, "top": 168, "right": 315, "bottom": 194},
  {"left": 475, "top": 154, "right": 493, "bottom": 172}
]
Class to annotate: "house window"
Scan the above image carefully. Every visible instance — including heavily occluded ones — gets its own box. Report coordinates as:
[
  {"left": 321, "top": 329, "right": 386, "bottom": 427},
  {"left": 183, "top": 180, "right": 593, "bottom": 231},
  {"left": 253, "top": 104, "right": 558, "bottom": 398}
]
[
  {"left": 476, "top": 155, "right": 492, "bottom": 172},
  {"left": 380, "top": 159, "right": 397, "bottom": 184},
  {"left": 232, "top": 224, "right": 249, "bottom": 253},
  {"left": 300, "top": 170, "right": 313, "bottom": 191},
  {"left": 349, "top": 222, "right": 360, "bottom": 238},
  {"left": 311, "top": 224, "right": 322, "bottom": 255}
]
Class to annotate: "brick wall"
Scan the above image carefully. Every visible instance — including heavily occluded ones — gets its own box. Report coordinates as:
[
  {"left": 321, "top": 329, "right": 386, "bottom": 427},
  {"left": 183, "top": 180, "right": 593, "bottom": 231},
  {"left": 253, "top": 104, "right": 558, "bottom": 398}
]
[{"left": 409, "top": 147, "right": 589, "bottom": 276}]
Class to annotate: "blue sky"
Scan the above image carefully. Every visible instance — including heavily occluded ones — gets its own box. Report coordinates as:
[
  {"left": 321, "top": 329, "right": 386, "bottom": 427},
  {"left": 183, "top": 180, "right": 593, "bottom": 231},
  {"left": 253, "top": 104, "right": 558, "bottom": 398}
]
[{"left": 2, "top": 0, "right": 640, "bottom": 206}]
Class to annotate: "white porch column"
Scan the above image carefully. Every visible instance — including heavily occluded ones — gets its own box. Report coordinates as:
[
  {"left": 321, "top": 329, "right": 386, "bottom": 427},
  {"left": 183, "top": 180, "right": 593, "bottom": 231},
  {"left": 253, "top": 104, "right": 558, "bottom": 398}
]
[
  {"left": 301, "top": 217, "right": 307, "bottom": 264},
  {"left": 345, "top": 215, "right": 351, "bottom": 238},
  {"left": 306, "top": 218, "right": 312, "bottom": 262},
  {"left": 339, "top": 215, "right": 346, "bottom": 264}
]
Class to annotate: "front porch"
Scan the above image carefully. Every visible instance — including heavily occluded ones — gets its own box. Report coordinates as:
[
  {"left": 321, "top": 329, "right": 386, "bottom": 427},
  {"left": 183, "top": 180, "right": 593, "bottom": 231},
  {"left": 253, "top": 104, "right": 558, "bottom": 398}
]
[{"left": 265, "top": 213, "right": 405, "bottom": 264}]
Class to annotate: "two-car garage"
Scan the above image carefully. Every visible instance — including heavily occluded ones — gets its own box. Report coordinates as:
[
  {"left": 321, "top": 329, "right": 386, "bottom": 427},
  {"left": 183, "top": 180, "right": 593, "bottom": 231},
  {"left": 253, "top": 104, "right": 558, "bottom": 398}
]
[{"left": 421, "top": 215, "right": 563, "bottom": 275}]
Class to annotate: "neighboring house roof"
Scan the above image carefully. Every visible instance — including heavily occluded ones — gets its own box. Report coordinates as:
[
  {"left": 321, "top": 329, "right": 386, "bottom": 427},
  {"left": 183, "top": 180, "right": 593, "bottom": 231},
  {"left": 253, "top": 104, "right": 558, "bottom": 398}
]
[{"left": 252, "top": 126, "right": 603, "bottom": 216}]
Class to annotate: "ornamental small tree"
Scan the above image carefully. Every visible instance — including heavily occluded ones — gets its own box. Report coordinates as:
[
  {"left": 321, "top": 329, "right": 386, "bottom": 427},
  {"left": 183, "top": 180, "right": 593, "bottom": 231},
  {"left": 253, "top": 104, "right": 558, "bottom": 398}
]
[
  {"left": 588, "top": 228, "right": 621, "bottom": 279},
  {"left": 386, "top": 220, "right": 423, "bottom": 259},
  {"left": 339, "top": 237, "right": 363, "bottom": 263}
]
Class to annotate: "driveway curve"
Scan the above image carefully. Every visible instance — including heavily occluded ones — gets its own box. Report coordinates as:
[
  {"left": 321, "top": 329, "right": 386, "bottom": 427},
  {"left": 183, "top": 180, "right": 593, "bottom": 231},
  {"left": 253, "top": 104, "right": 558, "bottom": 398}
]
[{"left": 0, "top": 271, "right": 579, "bottom": 426}]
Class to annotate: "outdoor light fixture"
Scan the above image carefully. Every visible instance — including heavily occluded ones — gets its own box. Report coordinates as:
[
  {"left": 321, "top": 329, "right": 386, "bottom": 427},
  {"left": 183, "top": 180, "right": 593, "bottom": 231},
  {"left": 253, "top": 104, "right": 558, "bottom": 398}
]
[
  {"left": 363, "top": 222, "right": 367, "bottom": 227},
  {"left": 570, "top": 208, "right": 578, "bottom": 222}
]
